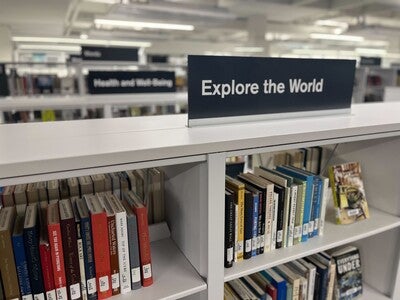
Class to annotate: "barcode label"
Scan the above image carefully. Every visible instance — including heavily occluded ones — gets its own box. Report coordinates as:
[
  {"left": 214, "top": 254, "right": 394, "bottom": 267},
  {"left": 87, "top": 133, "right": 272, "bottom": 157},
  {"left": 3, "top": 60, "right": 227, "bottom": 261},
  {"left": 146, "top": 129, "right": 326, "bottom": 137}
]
[
  {"left": 309, "top": 221, "right": 314, "bottom": 233},
  {"left": 260, "top": 235, "right": 265, "bottom": 248},
  {"left": 294, "top": 226, "right": 302, "bottom": 238},
  {"left": 70, "top": 283, "right": 81, "bottom": 300},
  {"left": 132, "top": 267, "right": 141, "bottom": 283},
  {"left": 227, "top": 247, "right": 233, "bottom": 262},
  {"left": 34, "top": 293, "right": 45, "bottom": 300},
  {"left": 142, "top": 263, "right": 152, "bottom": 279},
  {"left": 252, "top": 238, "right": 257, "bottom": 250},
  {"left": 22, "top": 295, "right": 33, "bottom": 300},
  {"left": 256, "top": 236, "right": 260, "bottom": 249},
  {"left": 99, "top": 276, "right": 110, "bottom": 292},
  {"left": 347, "top": 208, "right": 360, "bottom": 216},
  {"left": 245, "top": 239, "right": 252, "bottom": 252},
  {"left": 46, "top": 290, "right": 56, "bottom": 300},
  {"left": 314, "top": 218, "right": 319, "bottom": 230},
  {"left": 56, "top": 287, "right": 68, "bottom": 300},
  {"left": 277, "top": 230, "right": 283, "bottom": 243},
  {"left": 112, "top": 273, "right": 120, "bottom": 289},
  {"left": 237, "top": 241, "right": 243, "bottom": 253},
  {"left": 87, "top": 278, "right": 97, "bottom": 294},
  {"left": 303, "top": 223, "right": 308, "bottom": 236}
]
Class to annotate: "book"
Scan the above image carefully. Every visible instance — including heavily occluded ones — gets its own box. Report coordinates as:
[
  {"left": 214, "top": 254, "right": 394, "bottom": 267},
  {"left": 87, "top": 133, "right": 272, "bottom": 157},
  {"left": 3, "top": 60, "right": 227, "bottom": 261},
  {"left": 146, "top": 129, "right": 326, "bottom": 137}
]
[
  {"left": 84, "top": 194, "right": 112, "bottom": 299},
  {"left": 38, "top": 202, "right": 56, "bottom": 300},
  {"left": 103, "top": 174, "right": 113, "bottom": 194},
  {"left": 305, "top": 255, "right": 329, "bottom": 300},
  {"left": 228, "top": 278, "right": 258, "bottom": 299},
  {"left": 14, "top": 184, "right": 27, "bottom": 205},
  {"left": 319, "top": 251, "right": 337, "bottom": 300},
  {"left": 149, "top": 168, "right": 165, "bottom": 224},
  {"left": 59, "top": 199, "right": 82, "bottom": 300},
  {"left": 75, "top": 198, "right": 97, "bottom": 300},
  {"left": 274, "top": 264, "right": 301, "bottom": 300},
  {"left": 1, "top": 186, "right": 15, "bottom": 207},
  {"left": 224, "top": 283, "right": 240, "bottom": 300},
  {"left": 97, "top": 193, "right": 120, "bottom": 295},
  {"left": 243, "top": 190, "right": 254, "bottom": 259},
  {"left": 91, "top": 175, "right": 106, "bottom": 194},
  {"left": 120, "top": 200, "right": 142, "bottom": 290},
  {"left": 0, "top": 207, "right": 20, "bottom": 299},
  {"left": 285, "top": 262, "right": 308, "bottom": 300},
  {"left": 79, "top": 176, "right": 94, "bottom": 197},
  {"left": 35, "top": 182, "right": 48, "bottom": 203},
  {"left": 250, "top": 272, "right": 277, "bottom": 300},
  {"left": 47, "top": 202, "right": 68, "bottom": 300},
  {"left": 328, "top": 162, "right": 370, "bottom": 224},
  {"left": 261, "top": 269, "right": 287, "bottom": 300},
  {"left": 12, "top": 215, "right": 32, "bottom": 299},
  {"left": 296, "top": 258, "right": 317, "bottom": 300},
  {"left": 241, "top": 275, "right": 267, "bottom": 300},
  {"left": 330, "top": 246, "right": 363, "bottom": 300},
  {"left": 226, "top": 175, "right": 245, "bottom": 260},
  {"left": 107, "top": 194, "right": 131, "bottom": 294},
  {"left": 67, "top": 178, "right": 80, "bottom": 198},
  {"left": 224, "top": 190, "right": 235, "bottom": 268},
  {"left": 109, "top": 173, "right": 121, "bottom": 199},
  {"left": 47, "top": 180, "right": 60, "bottom": 201},
  {"left": 24, "top": 204, "right": 45, "bottom": 300},
  {"left": 123, "top": 190, "right": 153, "bottom": 287},
  {"left": 59, "top": 179, "right": 70, "bottom": 200},
  {"left": 26, "top": 183, "right": 39, "bottom": 204}
]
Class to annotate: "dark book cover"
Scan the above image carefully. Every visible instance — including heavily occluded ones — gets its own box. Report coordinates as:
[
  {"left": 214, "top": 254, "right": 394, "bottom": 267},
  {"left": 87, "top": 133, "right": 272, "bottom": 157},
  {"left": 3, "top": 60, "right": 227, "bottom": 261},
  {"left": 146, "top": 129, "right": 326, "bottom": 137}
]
[
  {"left": 306, "top": 255, "right": 329, "bottom": 300},
  {"left": 261, "top": 269, "right": 287, "bottom": 300},
  {"left": 274, "top": 185, "right": 285, "bottom": 249},
  {"left": 24, "top": 204, "right": 45, "bottom": 299},
  {"left": 59, "top": 179, "right": 70, "bottom": 200},
  {"left": 224, "top": 190, "right": 235, "bottom": 268},
  {"left": 243, "top": 190, "right": 254, "bottom": 259},
  {"left": 59, "top": 199, "right": 82, "bottom": 300},
  {"left": 67, "top": 178, "right": 80, "bottom": 198}
]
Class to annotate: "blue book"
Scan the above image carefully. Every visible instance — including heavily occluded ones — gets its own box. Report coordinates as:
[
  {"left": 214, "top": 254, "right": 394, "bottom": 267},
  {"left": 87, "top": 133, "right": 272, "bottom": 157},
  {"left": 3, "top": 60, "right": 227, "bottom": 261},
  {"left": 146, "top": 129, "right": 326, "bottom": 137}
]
[
  {"left": 261, "top": 269, "right": 287, "bottom": 300},
  {"left": 243, "top": 190, "right": 254, "bottom": 259},
  {"left": 76, "top": 197, "right": 97, "bottom": 300},
  {"left": 23, "top": 204, "right": 45, "bottom": 299},
  {"left": 12, "top": 215, "right": 32, "bottom": 298},
  {"left": 276, "top": 166, "right": 314, "bottom": 242},
  {"left": 251, "top": 192, "right": 259, "bottom": 257},
  {"left": 306, "top": 256, "right": 329, "bottom": 300}
]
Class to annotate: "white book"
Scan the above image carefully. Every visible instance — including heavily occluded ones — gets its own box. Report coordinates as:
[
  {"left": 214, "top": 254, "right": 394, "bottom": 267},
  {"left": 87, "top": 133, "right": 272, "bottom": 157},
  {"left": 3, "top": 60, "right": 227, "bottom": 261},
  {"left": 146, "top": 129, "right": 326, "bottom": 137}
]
[
  {"left": 298, "top": 258, "right": 316, "bottom": 300},
  {"left": 107, "top": 194, "right": 132, "bottom": 294},
  {"left": 77, "top": 239, "right": 87, "bottom": 300},
  {"left": 264, "top": 182, "right": 274, "bottom": 252},
  {"left": 318, "top": 176, "right": 329, "bottom": 236},
  {"left": 287, "top": 185, "right": 298, "bottom": 247},
  {"left": 271, "top": 192, "right": 278, "bottom": 251}
]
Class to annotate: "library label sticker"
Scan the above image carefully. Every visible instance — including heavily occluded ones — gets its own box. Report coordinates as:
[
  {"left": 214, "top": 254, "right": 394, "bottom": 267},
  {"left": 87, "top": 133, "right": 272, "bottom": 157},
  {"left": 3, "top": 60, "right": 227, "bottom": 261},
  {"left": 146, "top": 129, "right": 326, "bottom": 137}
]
[{"left": 187, "top": 55, "right": 355, "bottom": 126}]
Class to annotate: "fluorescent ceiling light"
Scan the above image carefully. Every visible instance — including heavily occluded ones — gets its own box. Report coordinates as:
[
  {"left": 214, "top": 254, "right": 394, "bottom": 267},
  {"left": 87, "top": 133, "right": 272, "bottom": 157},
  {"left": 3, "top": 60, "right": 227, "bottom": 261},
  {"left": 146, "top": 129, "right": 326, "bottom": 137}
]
[
  {"left": 94, "top": 19, "right": 194, "bottom": 31},
  {"left": 234, "top": 46, "right": 264, "bottom": 53},
  {"left": 12, "top": 36, "right": 151, "bottom": 47},
  {"left": 18, "top": 44, "right": 81, "bottom": 52},
  {"left": 355, "top": 48, "right": 387, "bottom": 55},
  {"left": 315, "top": 20, "right": 349, "bottom": 28},
  {"left": 83, "top": 0, "right": 121, "bottom": 4},
  {"left": 310, "top": 33, "right": 364, "bottom": 42}
]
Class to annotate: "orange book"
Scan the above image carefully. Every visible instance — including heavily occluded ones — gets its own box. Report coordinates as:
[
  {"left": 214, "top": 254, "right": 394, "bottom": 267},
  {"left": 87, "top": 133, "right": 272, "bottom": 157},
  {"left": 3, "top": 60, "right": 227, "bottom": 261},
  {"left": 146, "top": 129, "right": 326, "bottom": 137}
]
[
  {"left": 85, "top": 194, "right": 112, "bottom": 299},
  {"left": 123, "top": 191, "right": 153, "bottom": 287},
  {"left": 47, "top": 202, "right": 68, "bottom": 300}
]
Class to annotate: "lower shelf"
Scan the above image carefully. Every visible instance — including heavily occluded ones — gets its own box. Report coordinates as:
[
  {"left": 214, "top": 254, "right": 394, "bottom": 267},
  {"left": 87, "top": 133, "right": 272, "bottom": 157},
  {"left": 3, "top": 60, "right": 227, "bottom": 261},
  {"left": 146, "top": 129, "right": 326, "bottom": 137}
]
[
  {"left": 224, "top": 207, "right": 400, "bottom": 281},
  {"left": 362, "top": 284, "right": 390, "bottom": 300},
  {"left": 113, "top": 237, "right": 207, "bottom": 300}
]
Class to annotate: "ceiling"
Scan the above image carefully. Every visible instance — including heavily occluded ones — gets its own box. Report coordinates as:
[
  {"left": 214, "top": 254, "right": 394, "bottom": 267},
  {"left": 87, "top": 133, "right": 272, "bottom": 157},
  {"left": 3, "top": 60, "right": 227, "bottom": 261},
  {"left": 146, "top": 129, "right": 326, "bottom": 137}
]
[{"left": 1, "top": 0, "right": 400, "bottom": 63}]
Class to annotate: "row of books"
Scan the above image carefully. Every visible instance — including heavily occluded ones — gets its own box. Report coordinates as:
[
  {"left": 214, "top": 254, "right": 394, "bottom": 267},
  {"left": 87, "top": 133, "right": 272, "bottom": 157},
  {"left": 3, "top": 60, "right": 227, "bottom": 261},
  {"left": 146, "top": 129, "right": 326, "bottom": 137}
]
[
  {"left": 225, "top": 245, "right": 363, "bottom": 300},
  {"left": 225, "top": 165, "right": 330, "bottom": 267},
  {"left": 0, "top": 167, "right": 165, "bottom": 225},
  {"left": 0, "top": 190, "right": 153, "bottom": 300}
]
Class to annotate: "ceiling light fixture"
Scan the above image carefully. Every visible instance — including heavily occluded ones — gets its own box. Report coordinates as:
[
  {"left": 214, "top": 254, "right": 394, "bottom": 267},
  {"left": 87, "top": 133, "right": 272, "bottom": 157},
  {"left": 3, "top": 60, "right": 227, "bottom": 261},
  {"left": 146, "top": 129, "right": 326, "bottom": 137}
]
[
  {"left": 94, "top": 18, "right": 194, "bottom": 31},
  {"left": 83, "top": 0, "right": 121, "bottom": 4},
  {"left": 315, "top": 20, "right": 349, "bottom": 28},
  {"left": 310, "top": 33, "right": 364, "bottom": 42},
  {"left": 17, "top": 44, "right": 81, "bottom": 52},
  {"left": 355, "top": 48, "right": 387, "bottom": 55},
  {"left": 234, "top": 46, "right": 265, "bottom": 53},
  {"left": 12, "top": 36, "right": 152, "bottom": 47}
]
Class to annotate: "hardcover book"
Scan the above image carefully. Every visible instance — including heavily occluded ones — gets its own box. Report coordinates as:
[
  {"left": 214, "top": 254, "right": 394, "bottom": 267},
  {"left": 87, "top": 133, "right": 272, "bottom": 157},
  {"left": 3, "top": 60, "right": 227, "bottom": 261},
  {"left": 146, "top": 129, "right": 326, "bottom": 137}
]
[
  {"left": 26, "top": 183, "right": 39, "bottom": 204},
  {"left": 35, "top": 182, "right": 48, "bottom": 203},
  {"left": 47, "top": 180, "right": 60, "bottom": 201},
  {"left": 14, "top": 184, "right": 28, "bottom": 205},
  {"left": 67, "top": 177, "right": 80, "bottom": 198},
  {"left": 79, "top": 176, "right": 94, "bottom": 196},
  {"left": 224, "top": 190, "right": 235, "bottom": 268},
  {"left": 328, "top": 162, "right": 370, "bottom": 224},
  {"left": 1, "top": 185, "right": 15, "bottom": 207}
]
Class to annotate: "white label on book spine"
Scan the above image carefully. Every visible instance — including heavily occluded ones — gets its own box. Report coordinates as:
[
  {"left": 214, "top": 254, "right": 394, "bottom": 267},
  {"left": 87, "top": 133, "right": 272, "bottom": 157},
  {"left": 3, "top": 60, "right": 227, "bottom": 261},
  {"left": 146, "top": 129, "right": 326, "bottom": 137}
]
[
  {"left": 252, "top": 238, "right": 257, "bottom": 251},
  {"left": 99, "top": 276, "right": 110, "bottom": 292},
  {"left": 294, "top": 226, "right": 302, "bottom": 238},
  {"left": 87, "top": 278, "right": 96, "bottom": 295},
  {"left": 22, "top": 295, "right": 33, "bottom": 300},
  {"left": 143, "top": 263, "right": 152, "bottom": 279},
  {"left": 112, "top": 273, "right": 120, "bottom": 289},
  {"left": 260, "top": 235, "right": 265, "bottom": 248},
  {"left": 309, "top": 220, "right": 314, "bottom": 233},
  {"left": 347, "top": 208, "right": 360, "bottom": 217},
  {"left": 132, "top": 267, "right": 141, "bottom": 283},
  {"left": 46, "top": 290, "right": 56, "bottom": 300},
  {"left": 277, "top": 230, "right": 283, "bottom": 243},
  {"left": 256, "top": 236, "right": 260, "bottom": 250},
  {"left": 227, "top": 247, "right": 233, "bottom": 262},
  {"left": 34, "top": 293, "right": 45, "bottom": 300},
  {"left": 303, "top": 223, "right": 308, "bottom": 236},
  {"left": 245, "top": 239, "right": 252, "bottom": 252},
  {"left": 314, "top": 218, "right": 319, "bottom": 230},
  {"left": 70, "top": 283, "right": 81, "bottom": 300},
  {"left": 56, "top": 287, "right": 68, "bottom": 300}
]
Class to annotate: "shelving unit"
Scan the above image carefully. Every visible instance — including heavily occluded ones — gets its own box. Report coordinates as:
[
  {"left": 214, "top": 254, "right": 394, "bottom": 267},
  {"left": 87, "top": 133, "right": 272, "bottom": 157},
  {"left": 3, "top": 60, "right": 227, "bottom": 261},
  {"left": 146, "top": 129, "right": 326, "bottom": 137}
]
[{"left": 1, "top": 102, "right": 400, "bottom": 299}]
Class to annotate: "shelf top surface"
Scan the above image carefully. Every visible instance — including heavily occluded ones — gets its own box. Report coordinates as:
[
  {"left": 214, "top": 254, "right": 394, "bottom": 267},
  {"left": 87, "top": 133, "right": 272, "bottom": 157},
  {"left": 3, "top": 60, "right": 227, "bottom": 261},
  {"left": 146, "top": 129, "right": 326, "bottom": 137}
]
[{"left": 1, "top": 102, "right": 400, "bottom": 179}]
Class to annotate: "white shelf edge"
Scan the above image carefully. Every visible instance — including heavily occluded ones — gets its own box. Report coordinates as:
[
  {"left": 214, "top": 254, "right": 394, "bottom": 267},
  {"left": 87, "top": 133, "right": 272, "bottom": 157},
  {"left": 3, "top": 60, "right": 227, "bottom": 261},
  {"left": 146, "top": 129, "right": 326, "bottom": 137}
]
[
  {"left": 112, "top": 237, "right": 206, "bottom": 300},
  {"left": 224, "top": 207, "right": 400, "bottom": 282}
]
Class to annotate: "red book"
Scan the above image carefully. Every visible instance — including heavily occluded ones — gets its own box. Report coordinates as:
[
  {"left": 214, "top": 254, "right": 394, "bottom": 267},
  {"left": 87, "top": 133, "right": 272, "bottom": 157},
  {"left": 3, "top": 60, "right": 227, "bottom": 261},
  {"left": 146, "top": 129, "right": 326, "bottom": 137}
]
[
  {"left": 84, "top": 194, "right": 112, "bottom": 299},
  {"left": 123, "top": 191, "right": 153, "bottom": 287},
  {"left": 39, "top": 202, "right": 56, "bottom": 300},
  {"left": 47, "top": 202, "right": 68, "bottom": 300}
]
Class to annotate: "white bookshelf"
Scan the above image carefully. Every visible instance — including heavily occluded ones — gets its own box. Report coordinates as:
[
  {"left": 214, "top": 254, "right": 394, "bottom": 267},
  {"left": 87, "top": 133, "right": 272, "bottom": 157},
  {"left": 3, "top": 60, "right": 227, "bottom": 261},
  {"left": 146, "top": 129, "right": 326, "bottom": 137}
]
[{"left": 1, "top": 102, "right": 400, "bottom": 299}]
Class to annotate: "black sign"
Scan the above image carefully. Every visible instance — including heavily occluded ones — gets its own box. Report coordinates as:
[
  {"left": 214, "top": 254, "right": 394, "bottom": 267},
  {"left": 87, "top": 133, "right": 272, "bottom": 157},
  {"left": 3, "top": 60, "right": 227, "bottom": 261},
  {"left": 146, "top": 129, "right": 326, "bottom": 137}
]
[
  {"left": 360, "top": 56, "right": 381, "bottom": 66},
  {"left": 87, "top": 71, "right": 176, "bottom": 94},
  {"left": 188, "top": 55, "right": 355, "bottom": 126},
  {"left": 148, "top": 55, "right": 168, "bottom": 63},
  {"left": 81, "top": 46, "right": 139, "bottom": 62},
  {"left": 0, "top": 64, "right": 9, "bottom": 96}
]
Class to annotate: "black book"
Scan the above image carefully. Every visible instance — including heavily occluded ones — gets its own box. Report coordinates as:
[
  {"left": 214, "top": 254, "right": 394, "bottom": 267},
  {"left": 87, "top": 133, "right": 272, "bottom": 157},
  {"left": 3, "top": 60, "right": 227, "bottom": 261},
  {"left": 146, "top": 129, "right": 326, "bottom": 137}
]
[
  {"left": 273, "top": 185, "right": 285, "bottom": 249},
  {"left": 243, "top": 190, "right": 254, "bottom": 260},
  {"left": 224, "top": 189, "right": 235, "bottom": 268}
]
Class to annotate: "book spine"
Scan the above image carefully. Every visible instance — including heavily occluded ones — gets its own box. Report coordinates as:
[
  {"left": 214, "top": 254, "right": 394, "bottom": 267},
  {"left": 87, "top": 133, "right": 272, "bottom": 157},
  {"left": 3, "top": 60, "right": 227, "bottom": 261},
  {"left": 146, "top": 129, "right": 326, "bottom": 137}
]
[
  {"left": 224, "top": 193, "right": 235, "bottom": 267},
  {"left": 264, "top": 185, "right": 274, "bottom": 252},
  {"left": 133, "top": 206, "right": 153, "bottom": 287},
  {"left": 80, "top": 217, "right": 97, "bottom": 300},
  {"left": 39, "top": 243, "right": 56, "bottom": 300},
  {"left": 276, "top": 190, "right": 284, "bottom": 250},
  {"left": 251, "top": 193, "right": 259, "bottom": 257},
  {"left": 0, "top": 230, "right": 20, "bottom": 299},
  {"left": 114, "top": 211, "right": 131, "bottom": 294},
  {"left": 90, "top": 212, "right": 112, "bottom": 299},
  {"left": 308, "top": 179, "right": 318, "bottom": 238},
  {"left": 287, "top": 186, "right": 298, "bottom": 247},
  {"left": 243, "top": 192, "right": 253, "bottom": 260},
  {"left": 48, "top": 223, "right": 68, "bottom": 300},
  {"left": 126, "top": 214, "right": 141, "bottom": 290},
  {"left": 318, "top": 177, "right": 329, "bottom": 236},
  {"left": 76, "top": 224, "right": 87, "bottom": 300},
  {"left": 281, "top": 188, "right": 290, "bottom": 249},
  {"left": 24, "top": 225, "right": 45, "bottom": 299},
  {"left": 297, "top": 183, "right": 306, "bottom": 244},
  {"left": 236, "top": 188, "right": 245, "bottom": 261},
  {"left": 256, "top": 192, "right": 263, "bottom": 255},
  {"left": 270, "top": 192, "right": 277, "bottom": 251},
  {"left": 234, "top": 203, "right": 239, "bottom": 261},
  {"left": 12, "top": 233, "right": 32, "bottom": 298},
  {"left": 312, "top": 180, "right": 322, "bottom": 237},
  {"left": 107, "top": 215, "right": 120, "bottom": 295}
]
